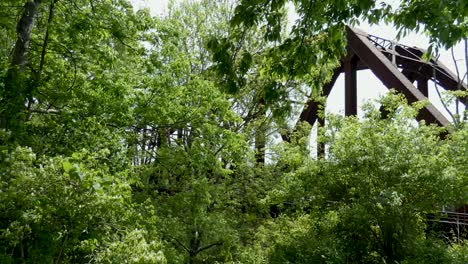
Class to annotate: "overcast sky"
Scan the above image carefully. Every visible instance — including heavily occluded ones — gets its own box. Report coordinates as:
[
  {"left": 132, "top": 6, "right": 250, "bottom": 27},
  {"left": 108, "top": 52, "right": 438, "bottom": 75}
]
[{"left": 132, "top": 0, "right": 466, "bottom": 123}]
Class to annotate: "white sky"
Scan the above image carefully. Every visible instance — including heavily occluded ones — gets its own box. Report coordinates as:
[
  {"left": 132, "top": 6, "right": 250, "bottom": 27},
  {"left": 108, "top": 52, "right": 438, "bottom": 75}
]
[{"left": 132, "top": 0, "right": 466, "bottom": 123}]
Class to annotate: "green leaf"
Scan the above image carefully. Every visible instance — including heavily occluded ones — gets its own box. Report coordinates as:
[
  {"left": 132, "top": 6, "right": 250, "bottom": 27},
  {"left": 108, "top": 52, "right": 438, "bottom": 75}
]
[{"left": 63, "top": 161, "right": 73, "bottom": 173}]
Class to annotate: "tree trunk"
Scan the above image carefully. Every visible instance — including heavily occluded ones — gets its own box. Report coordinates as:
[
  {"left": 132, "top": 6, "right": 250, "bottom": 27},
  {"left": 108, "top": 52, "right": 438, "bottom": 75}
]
[
  {"left": 255, "top": 98, "right": 266, "bottom": 164},
  {"left": 1, "top": 0, "right": 41, "bottom": 129}
]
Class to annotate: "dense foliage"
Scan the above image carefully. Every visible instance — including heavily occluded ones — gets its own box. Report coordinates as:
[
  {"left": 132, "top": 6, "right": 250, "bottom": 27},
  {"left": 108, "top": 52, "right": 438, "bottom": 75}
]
[{"left": 0, "top": 0, "right": 467, "bottom": 263}]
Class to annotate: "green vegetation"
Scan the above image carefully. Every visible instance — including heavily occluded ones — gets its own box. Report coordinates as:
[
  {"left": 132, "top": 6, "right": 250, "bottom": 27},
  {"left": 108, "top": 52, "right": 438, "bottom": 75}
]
[{"left": 0, "top": 0, "right": 466, "bottom": 263}]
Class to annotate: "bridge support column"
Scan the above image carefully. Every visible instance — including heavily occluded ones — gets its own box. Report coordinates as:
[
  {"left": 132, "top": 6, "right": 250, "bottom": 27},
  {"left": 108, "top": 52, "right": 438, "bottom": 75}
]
[
  {"left": 417, "top": 78, "right": 428, "bottom": 97},
  {"left": 345, "top": 56, "right": 358, "bottom": 116}
]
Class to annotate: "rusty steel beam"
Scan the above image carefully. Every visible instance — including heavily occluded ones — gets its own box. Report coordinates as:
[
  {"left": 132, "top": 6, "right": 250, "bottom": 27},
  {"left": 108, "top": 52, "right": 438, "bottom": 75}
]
[
  {"left": 401, "top": 68, "right": 419, "bottom": 83},
  {"left": 346, "top": 26, "right": 450, "bottom": 127},
  {"left": 345, "top": 54, "right": 358, "bottom": 116},
  {"left": 417, "top": 78, "right": 429, "bottom": 97},
  {"left": 396, "top": 46, "right": 463, "bottom": 91},
  {"left": 355, "top": 60, "right": 369, "bottom": 71},
  {"left": 290, "top": 27, "right": 458, "bottom": 144},
  {"left": 395, "top": 45, "right": 467, "bottom": 106},
  {"left": 281, "top": 65, "right": 343, "bottom": 142},
  {"left": 299, "top": 65, "right": 343, "bottom": 127},
  {"left": 367, "top": 36, "right": 466, "bottom": 106}
]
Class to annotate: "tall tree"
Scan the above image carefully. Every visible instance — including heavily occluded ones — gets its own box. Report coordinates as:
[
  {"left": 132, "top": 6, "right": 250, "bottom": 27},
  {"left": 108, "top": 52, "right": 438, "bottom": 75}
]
[{"left": 1, "top": 0, "right": 42, "bottom": 129}]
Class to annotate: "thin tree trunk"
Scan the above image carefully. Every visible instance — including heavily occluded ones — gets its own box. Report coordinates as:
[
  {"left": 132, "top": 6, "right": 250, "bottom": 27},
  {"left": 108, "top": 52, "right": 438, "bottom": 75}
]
[
  {"left": 38, "top": 1, "right": 56, "bottom": 75},
  {"left": 255, "top": 98, "right": 266, "bottom": 164},
  {"left": 26, "top": 0, "right": 57, "bottom": 121},
  {"left": 464, "top": 38, "right": 468, "bottom": 122}
]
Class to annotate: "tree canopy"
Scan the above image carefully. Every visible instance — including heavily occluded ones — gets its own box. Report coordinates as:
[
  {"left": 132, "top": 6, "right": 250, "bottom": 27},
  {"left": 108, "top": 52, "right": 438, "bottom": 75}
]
[{"left": 0, "top": 0, "right": 467, "bottom": 263}]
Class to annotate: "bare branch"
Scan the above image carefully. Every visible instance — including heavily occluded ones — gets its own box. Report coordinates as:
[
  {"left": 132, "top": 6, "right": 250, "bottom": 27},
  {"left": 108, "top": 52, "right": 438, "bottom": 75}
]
[
  {"left": 433, "top": 67, "right": 458, "bottom": 126},
  {"left": 450, "top": 47, "right": 461, "bottom": 117},
  {"left": 29, "top": 108, "right": 61, "bottom": 114},
  {"left": 166, "top": 235, "right": 191, "bottom": 254},
  {"left": 195, "top": 241, "right": 223, "bottom": 254}
]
